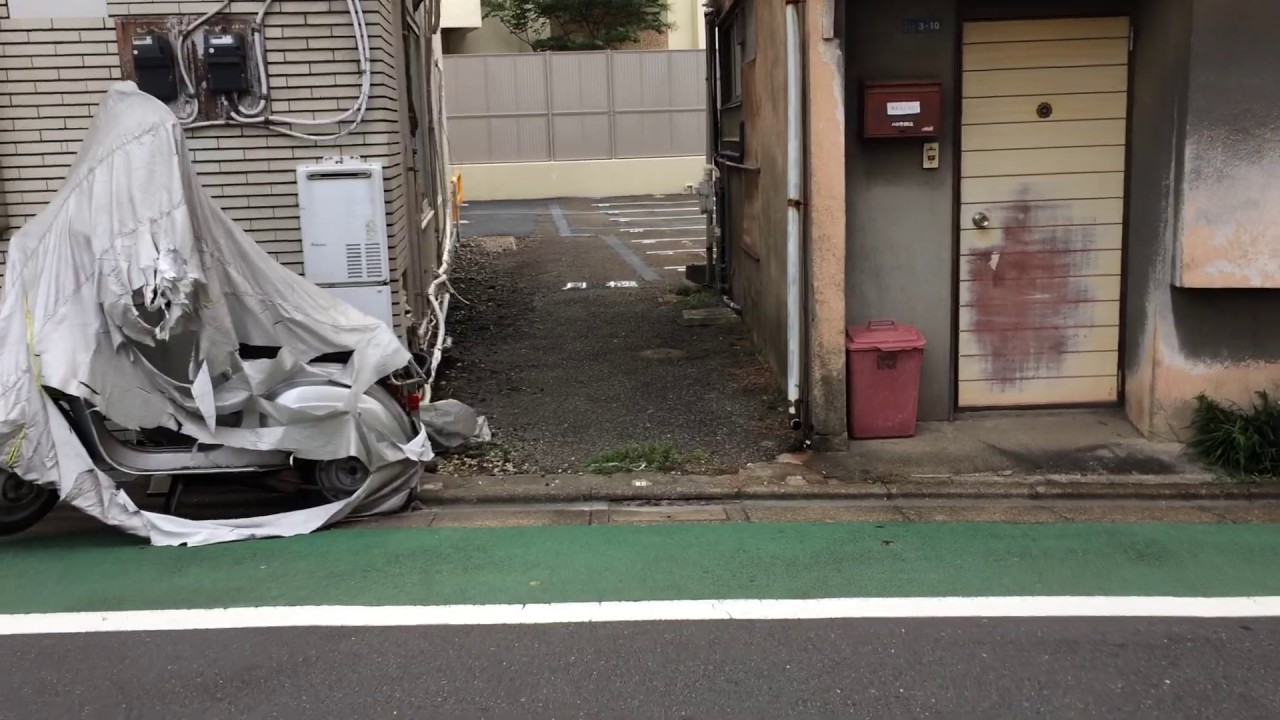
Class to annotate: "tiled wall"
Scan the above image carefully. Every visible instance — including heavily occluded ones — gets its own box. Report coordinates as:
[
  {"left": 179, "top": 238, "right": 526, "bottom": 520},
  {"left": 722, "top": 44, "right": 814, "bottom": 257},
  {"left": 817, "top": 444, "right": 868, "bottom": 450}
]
[{"left": 0, "top": 0, "right": 409, "bottom": 326}]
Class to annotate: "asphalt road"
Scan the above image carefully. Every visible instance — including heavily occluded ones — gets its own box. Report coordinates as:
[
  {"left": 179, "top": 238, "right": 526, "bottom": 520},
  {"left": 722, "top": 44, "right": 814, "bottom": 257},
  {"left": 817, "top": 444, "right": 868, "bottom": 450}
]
[{"left": 3, "top": 618, "right": 1277, "bottom": 719}]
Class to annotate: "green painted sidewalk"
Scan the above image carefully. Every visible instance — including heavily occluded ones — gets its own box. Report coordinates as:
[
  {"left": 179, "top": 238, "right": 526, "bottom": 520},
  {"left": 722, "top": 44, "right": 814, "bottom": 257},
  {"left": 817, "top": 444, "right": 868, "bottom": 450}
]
[{"left": 3, "top": 522, "right": 1280, "bottom": 614}]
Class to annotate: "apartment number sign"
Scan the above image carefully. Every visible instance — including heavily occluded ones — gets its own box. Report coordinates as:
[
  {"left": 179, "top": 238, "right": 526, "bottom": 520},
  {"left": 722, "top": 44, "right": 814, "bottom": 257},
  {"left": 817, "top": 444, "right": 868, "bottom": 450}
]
[{"left": 902, "top": 19, "right": 943, "bottom": 34}]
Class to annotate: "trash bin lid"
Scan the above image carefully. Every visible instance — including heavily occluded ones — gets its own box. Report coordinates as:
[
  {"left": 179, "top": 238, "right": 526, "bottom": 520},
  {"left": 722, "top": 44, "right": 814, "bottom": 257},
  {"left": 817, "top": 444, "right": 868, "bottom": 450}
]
[{"left": 847, "top": 320, "right": 927, "bottom": 352}]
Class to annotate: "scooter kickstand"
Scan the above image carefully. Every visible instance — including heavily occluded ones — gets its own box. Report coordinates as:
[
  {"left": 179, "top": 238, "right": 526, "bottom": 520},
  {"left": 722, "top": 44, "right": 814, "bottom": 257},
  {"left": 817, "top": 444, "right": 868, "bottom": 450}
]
[{"left": 163, "top": 477, "right": 185, "bottom": 516}]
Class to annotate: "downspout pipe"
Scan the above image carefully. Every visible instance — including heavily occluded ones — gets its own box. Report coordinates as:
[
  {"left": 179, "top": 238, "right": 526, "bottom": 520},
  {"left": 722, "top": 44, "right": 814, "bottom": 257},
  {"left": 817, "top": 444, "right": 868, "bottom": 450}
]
[{"left": 785, "top": 0, "right": 805, "bottom": 431}]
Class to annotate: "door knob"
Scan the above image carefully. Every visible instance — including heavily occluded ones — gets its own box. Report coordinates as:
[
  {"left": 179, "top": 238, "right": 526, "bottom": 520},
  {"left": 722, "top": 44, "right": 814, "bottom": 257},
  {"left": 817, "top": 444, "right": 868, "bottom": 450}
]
[{"left": 972, "top": 211, "right": 991, "bottom": 229}]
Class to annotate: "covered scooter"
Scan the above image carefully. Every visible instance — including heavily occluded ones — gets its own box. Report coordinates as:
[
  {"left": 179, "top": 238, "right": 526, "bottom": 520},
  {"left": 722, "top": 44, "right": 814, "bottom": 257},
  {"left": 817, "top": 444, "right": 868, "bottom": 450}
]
[{"left": 0, "top": 83, "right": 437, "bottom": 546}]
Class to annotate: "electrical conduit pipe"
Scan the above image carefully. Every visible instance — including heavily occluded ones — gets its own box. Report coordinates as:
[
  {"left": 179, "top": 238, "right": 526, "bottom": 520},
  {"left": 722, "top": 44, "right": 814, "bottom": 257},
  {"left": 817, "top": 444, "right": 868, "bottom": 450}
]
[{"left": 785, "top": 0, "right": 804, "bottom": 430}]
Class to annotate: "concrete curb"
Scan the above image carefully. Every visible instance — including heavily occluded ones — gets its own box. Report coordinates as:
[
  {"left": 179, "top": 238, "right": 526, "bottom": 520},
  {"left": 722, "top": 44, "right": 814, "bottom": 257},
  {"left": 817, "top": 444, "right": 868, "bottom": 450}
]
[{"left": 417, "top": 466, "right": 1280, "bottom": 505}]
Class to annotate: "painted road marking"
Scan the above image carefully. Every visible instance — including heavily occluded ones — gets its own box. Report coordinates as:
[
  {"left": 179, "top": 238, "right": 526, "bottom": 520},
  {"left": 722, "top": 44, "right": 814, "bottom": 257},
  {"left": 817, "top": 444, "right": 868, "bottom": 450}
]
[
  {"left": 631, "top": 237, "right": 703, "bottom": 244},
  {"left": 592, "top": 200, "right": 688, "bottom": 207},
  {"left": 647, "top": 249, "right": 704, "bottom": 255},
  {"left": 3, "top": 597, "right": 1280, "bottom": 636},
  {"left": 611, "top": 216, "right": 702, "bottom": 223},
  {"left": 622, "top": 226, "right": 704, "bottom": 233},
  {"left": 549, "top": 202, "right": 576, "bottom": 237},
  {"left": 665, "top": 265, "right": 688, "bottom": 270},
  {"left": 561, "top": 282, "right": 644, "bottom": 290},
  {"left": 602, "top": 207, "right": 698, "bottom": 215},
  {"left": 603, "top": 234, "right": 660, "bottom": 282}
]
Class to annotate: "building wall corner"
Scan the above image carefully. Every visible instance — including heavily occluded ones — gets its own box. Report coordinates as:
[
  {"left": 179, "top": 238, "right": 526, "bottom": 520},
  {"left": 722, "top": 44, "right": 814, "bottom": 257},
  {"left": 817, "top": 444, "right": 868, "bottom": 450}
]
[{"left": 804, "top": 0, "right": 847, "bottom": 438}]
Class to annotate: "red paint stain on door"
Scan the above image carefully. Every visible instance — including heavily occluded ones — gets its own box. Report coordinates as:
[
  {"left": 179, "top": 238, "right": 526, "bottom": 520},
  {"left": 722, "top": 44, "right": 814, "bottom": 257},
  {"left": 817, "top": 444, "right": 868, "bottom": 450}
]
[{"left": 967, "top": 196, "right": 1097, "bottom": 385}]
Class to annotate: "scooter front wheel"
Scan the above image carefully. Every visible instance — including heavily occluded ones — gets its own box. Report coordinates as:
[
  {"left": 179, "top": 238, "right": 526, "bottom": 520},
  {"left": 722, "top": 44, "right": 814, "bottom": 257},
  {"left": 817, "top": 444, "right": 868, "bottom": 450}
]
[{"left": 0, "top": 471, "right": 59, "bottom": 536}]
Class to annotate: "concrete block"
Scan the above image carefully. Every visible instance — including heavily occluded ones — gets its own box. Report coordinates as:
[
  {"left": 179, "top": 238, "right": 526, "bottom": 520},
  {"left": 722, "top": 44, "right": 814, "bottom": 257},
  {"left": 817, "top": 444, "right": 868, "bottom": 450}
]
[
  {"left": 896, "top": 504, "right": 1066, "bottom": 523},
  {"left": 744, "top": 505, "right": 909, "bottom": 524},
  {"left": 430, "top": 509, "right": 591, "bottom": 528},
  {"left": 607, "top": 506, "right": 730, "bottom": 524},
  {"left": 681, "top": 307, "right": 739, "bottom": 326}
]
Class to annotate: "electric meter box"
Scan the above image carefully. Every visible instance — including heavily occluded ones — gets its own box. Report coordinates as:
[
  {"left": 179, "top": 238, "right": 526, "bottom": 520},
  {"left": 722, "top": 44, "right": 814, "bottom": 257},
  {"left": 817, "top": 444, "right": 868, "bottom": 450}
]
[
  {"left": 131, "top": 33, "right": 178, "bottom": 102},
  {"left": 204, "top": 32, "right": 250, "bottom": 94},
  {"left": 862, "top": 81, "right": 942, "bottom": 139}
]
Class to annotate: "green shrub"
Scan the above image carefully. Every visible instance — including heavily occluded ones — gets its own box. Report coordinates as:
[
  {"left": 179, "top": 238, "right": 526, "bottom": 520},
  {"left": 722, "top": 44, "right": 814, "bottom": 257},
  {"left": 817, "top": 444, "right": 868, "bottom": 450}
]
[{"left": 1187, "top": 391, "right": 1280, "bottom": 478}]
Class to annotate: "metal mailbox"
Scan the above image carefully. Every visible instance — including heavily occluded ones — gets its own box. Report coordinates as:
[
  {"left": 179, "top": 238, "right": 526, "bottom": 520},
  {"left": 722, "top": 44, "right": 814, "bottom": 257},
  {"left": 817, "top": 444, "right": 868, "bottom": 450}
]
[{"left": 862, "top": 81, "right": 942, "bottom": 139}]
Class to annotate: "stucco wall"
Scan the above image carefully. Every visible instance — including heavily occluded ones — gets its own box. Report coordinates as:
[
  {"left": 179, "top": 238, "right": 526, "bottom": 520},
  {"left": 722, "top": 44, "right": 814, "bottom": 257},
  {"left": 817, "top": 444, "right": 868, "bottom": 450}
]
[
  {"left": 845, "top": 0, "right": 959, "bottom": 422},
  {"left": 1124, "top": 0, "right": 1280, "bottom": 438},
  {"left": 722, "top": 0, "right": 790, "bottom": 391},
  {"left": 1174, "top": 0, "right": 1280, "bottom": 289},
  {"left": 805, "top": 0, "right": 847, "bottom": 439},
  {"left": 444, "top": 16, "right": 534, "bottom": 54}
]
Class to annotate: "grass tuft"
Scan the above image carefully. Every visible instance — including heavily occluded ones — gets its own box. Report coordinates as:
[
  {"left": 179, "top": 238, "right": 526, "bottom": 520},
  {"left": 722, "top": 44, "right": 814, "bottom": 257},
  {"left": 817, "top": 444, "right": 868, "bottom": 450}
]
[
  {"left": 1188, "top": 391, "right": 1280, "bottom": 480},
  {"left": 585, "top": 442, "right": 706, "bottom": 475}
]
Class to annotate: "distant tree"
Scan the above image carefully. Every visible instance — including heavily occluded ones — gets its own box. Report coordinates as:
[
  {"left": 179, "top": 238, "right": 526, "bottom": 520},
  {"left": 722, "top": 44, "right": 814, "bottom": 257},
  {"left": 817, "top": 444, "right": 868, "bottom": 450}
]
[{"left": 482, "top": 0, "right": 673, "bottom": 51}]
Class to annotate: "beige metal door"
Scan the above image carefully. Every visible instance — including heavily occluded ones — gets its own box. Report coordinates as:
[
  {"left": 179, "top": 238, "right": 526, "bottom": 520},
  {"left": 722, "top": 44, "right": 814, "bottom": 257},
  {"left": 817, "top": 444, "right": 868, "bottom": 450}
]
[{"left": 958, "top": 17, "right": 1130, "bottom": 408}]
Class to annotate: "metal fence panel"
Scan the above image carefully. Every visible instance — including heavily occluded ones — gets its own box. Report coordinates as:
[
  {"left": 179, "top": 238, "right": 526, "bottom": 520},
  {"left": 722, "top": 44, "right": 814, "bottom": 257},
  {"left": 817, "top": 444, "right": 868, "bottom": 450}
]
[{"left": 445, "top": 49, "right": 706, "bottom": 164}]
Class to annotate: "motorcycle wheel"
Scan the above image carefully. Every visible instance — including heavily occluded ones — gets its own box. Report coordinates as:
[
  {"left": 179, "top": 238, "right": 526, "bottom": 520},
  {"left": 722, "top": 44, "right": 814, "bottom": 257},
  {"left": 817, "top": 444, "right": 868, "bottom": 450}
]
[{"left": 0, "top": 470, "right": 59, "bottom": 536}]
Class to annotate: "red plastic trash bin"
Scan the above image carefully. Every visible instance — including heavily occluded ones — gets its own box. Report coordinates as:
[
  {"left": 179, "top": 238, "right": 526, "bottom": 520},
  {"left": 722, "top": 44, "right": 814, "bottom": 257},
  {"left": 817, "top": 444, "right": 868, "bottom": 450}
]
[{"left": 846, "top": 320, "right": 926, "bottom": 439}]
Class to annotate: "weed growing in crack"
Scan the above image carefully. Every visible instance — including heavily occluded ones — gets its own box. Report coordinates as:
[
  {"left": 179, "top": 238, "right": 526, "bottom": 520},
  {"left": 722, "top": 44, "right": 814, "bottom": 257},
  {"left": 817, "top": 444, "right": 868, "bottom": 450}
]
[{"left": 586, "top": 442, "right": 707, "bottom": 475}]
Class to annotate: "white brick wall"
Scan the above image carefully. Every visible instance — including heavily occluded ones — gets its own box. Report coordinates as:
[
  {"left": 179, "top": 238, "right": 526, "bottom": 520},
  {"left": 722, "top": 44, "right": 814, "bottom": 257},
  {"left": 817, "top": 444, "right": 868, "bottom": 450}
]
[{"left": 0, "top": 0, "right": 410, "bottom": 331}]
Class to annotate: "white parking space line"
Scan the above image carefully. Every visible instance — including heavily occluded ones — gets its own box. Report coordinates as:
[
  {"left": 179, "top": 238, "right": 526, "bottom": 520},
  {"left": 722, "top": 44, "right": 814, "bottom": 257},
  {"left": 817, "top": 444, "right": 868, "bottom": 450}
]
[
  {"left": 592, "top": 200, "right": 692, "bottom": 207},
  {"left": 610, "top": 216, "right": 702, "bottom": 223},
  {"left": 601, "top": 207, "right": 699, "bottom": 215},
  {"left": 622, "top": 226, "right": 704, "bottom": 233},
  {"left": 630, "top": 237, "right": 703, "bottom": 244},
  {"left": 646, "top": 249, "right": 704, "bottom": 255}
]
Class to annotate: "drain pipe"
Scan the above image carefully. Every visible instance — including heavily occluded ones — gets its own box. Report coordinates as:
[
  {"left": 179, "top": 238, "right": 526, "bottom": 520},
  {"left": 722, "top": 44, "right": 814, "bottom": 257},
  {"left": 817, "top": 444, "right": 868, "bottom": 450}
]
[{"left": 785, "top": 0, "right": 805, "bottom": 431}]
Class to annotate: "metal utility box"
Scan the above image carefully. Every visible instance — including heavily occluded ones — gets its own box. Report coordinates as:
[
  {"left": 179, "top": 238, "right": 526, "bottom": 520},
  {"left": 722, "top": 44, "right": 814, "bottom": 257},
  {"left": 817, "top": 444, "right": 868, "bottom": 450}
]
[
  {"left": 131, "top": 33, "right": 178, "bottom": 102},
  {"left": 204, "top": 32, "right": 250, "bottom": 94},
  {"left": 296, "top": 161, "right": 390, "bottom": 286},
  {"left": 862, "top": 81, "right": 942, "bottom": 139}
]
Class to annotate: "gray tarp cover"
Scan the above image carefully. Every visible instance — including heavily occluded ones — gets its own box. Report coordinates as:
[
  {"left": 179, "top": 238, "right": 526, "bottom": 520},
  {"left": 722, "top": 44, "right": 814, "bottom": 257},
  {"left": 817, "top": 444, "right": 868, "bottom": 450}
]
[{"left": 0, "top": 83, "right": 434, "bottom": 546}]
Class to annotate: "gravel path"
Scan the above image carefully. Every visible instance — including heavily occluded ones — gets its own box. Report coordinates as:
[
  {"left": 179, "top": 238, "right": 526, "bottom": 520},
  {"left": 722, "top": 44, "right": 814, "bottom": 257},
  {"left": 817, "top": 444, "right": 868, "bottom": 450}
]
[{"left": 436, "top": 197, "right": 790, "bottom": 474}]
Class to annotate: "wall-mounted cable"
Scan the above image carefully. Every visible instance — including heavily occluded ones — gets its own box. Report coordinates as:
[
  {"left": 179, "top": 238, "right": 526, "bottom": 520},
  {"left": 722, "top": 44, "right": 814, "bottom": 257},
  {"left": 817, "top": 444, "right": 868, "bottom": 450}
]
[{"left": 177, "top": 0, "right": 371, "bottom": 142}]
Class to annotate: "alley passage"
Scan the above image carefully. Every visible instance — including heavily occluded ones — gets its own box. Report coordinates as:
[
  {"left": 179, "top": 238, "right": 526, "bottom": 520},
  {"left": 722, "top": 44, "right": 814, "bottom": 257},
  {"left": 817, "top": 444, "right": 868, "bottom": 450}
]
[{"left": 437, "top": 196, "right": 789, "bottom": 474}]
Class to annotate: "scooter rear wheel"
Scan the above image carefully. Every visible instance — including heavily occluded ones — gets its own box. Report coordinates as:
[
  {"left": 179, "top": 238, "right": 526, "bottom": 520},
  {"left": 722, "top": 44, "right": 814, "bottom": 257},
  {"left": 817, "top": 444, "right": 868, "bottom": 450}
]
[
  {"left": 310, "top": 456, "right": 371, "bottom": 503},
  {"left": 0, "top": 471, "right": 59, "bottom": 536}
]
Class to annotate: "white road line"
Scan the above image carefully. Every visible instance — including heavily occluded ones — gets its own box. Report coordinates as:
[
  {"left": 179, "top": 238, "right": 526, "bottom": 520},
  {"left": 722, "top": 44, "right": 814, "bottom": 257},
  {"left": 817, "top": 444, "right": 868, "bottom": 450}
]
[
  {"left": 592, "top": 200, "right": 688, "bottom": 207},
  {"left": 610, "top": 216, "right": 702, "bottom": 223},
  {"left": 622, "top": 226, "right": 704, "bottom": 233},
  {"left": 646, "top": 249, "right": 704, "bottom": 255},
  {"left": 3, "top": 597, "right": 1279, "bottom": 635},
  {"left": 630, "top": 237, "right": 702, "bottom": 244},
  {"left": 606, "top": 280, "right": 639, "bottom": 288},
  {"left": 664, "top": 265, "right": 688, "bottom": 270},
  {"left": 562, "top": 282, "right": 587, "bottom": 290},
  {"left": 601, "top": 207, "right": 699, "bottom": 214}
]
